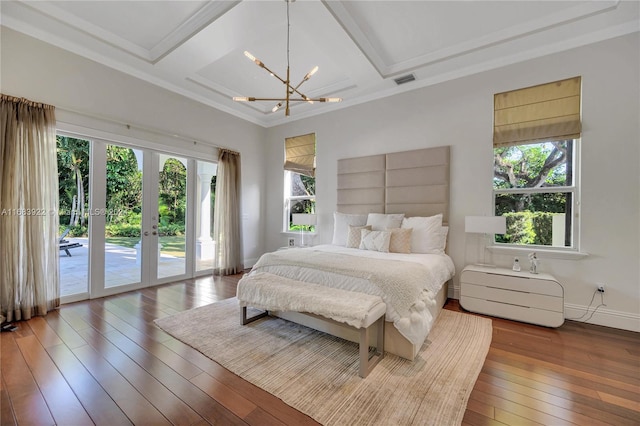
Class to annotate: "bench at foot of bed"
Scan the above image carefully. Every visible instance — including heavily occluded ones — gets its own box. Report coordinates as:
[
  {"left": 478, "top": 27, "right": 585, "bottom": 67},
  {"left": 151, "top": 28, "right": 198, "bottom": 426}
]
[{"left": 238, "top": 272, "right": 386, "bottom": 378}]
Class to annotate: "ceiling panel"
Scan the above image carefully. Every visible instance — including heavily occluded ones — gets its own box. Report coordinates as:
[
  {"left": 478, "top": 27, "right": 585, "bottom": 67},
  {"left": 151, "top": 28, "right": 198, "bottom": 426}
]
[
  {"left": 339, "top": 1, "right": 580, "bottom": 65},
  {"left": 2, "top": 0, "right": 637, "bottom": 127},
  {"left": 51, "top": 1, "right": 209, "bottom": 50}
]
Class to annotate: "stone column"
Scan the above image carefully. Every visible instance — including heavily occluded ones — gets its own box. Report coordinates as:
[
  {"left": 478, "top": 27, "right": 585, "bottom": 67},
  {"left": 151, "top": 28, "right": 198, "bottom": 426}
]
[{"left": 196, "top": 162, "right": 217, "bottom": 260}]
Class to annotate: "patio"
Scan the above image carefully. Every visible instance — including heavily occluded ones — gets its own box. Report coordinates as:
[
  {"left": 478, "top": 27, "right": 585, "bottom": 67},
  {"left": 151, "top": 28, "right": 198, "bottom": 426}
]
[{"left": 59, "top": 238, "right": 213, "bottom": 296}]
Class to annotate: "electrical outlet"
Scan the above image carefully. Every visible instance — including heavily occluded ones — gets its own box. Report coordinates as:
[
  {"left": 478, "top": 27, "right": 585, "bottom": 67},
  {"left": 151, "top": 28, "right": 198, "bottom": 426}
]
[{"left": 597, "top": 284, "right": 605, "bottom": 293}]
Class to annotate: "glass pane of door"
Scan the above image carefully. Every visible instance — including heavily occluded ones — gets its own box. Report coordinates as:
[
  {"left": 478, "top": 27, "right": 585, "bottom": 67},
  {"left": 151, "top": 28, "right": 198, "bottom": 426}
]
[
  {"left": 157, "top": 155, "right": 188, "bottom": 279},
  {"left": 104, "top": 144, "right": 143, "bottom": 288},
  {"left": 57, "top": 135, "right": 90, "bottom": 298}
]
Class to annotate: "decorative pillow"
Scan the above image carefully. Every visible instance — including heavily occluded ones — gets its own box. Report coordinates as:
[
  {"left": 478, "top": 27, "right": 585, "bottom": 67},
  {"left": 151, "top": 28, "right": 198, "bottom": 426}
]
[
  {"left": 332, "top": 212, "right": 368, "bottom": 246},
  {"left": 387, "top": 228, "right": 412, "bottom": 254},
  {"left": 346, "top": 225, "right": 372, "bottom": 248},
  {"left": 359, "top": 229, "right": 391, "bottom": 252},
  {"left": 401, "top": 214, "right": 444, "bottom": 254},
  {"left": 366, "top": 213, "right": 405, "bottom": 231}
]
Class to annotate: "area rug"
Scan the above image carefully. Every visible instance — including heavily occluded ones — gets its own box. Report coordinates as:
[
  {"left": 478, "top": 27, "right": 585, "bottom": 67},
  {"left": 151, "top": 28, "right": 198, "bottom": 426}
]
[{"left": 154, "top": 298, "right": 492, "bottom": 425}]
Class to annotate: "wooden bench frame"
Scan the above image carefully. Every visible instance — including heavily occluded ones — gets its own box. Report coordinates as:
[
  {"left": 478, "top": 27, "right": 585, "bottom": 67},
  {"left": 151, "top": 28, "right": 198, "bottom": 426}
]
[{"left": 241, "top": 306, "right": 385, "bottom": 378}]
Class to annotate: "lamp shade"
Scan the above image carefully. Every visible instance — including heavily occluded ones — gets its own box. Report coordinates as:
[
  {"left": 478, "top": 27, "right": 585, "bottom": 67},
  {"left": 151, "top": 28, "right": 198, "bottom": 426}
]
[
  {"left": 292, "top": 213, "right": 317, "bottom": 226},
  {"left": 465, "top": 216, "right": 506, "bottom": 234}
]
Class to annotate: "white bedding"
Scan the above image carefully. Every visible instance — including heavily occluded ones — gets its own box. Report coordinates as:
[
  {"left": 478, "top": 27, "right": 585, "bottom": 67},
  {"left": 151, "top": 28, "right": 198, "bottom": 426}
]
[{"left": 245, "top": 244, "right": 455, "bottom": 347}]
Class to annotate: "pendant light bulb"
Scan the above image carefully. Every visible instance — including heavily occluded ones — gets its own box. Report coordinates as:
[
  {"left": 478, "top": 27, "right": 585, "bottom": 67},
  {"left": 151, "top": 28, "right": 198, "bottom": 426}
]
[{"left": 304, "top": 66, "right": 319, "bottom": 81}]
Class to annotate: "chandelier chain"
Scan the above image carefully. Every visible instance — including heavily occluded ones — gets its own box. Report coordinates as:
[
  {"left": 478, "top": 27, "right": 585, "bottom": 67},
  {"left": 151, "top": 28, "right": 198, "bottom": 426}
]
[{"left": 287, "top": 0, "right": 290, "bottom": 71}]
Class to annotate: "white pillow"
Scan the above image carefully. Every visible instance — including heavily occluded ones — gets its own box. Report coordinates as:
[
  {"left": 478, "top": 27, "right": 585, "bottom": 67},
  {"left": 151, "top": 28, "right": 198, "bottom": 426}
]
[
  {"left": 439, "top": 226, "right": 449, "bottom": 252},
  {"left": 359, "top": 229, "right": 391, "bottom": 252},
  {"left": 409, "top": 228, "right": 448, "bottom": 254},
  {"left": 401, "top": 214, "right": 445, "bottom": 254},
  {"left": 366, "top": 213, "right": 404, "bottom": 231},
  {"left": 332, "top": 212, "right": 368, "bottom": 246},
  {"left": 346, "top": 225, "right": 372, "bottom": 248},
  {"left": 401, "top": 214, "right": 443, "bottom": 233}
]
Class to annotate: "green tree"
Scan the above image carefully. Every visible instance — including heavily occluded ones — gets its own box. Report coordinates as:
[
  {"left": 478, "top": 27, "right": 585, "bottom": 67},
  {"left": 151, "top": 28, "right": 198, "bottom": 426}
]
[
  {"left": 159, "top": 158, "right": 187, "bottom": 226},
  {"left": 494, "top": 141, "right": 569, "bottom": 213},
  {"left": 106, "top": 146, "right": 142, "bottom": 224},
  {"left": 291, "top": 174, "right": 315, "bottom": 215},
  {"left": 57, "top": 136, "right": 89, "bottom": 227}
]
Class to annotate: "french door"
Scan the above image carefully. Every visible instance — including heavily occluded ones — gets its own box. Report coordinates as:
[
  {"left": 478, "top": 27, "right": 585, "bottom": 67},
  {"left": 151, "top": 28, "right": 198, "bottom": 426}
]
[
  {"left": 86, "top": 142, "right": 188, "bottom": 298},
  {"left": 59, "top": 136, "right": 215, "bottom": 302}
]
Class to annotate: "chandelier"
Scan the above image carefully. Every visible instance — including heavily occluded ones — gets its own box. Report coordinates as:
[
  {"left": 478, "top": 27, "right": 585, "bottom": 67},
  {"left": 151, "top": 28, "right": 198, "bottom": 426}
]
[{"left": 233, "top": 0, "right": 342, "bottom": 116}]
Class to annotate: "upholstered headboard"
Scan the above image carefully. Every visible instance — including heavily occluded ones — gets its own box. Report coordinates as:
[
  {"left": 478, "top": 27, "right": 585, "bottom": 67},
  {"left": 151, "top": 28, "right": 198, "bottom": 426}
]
[{"left": 337, "top": 146, "right": 450, "bottom": 223}]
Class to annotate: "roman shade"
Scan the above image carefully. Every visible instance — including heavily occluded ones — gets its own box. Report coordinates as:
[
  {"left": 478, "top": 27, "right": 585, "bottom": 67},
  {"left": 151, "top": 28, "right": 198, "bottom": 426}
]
[
  {"left": 284, "top": 133, "right": 316, "bottom": 177},
  {"left": 493, "top": 76, "right": 582, "bottom": 147}
]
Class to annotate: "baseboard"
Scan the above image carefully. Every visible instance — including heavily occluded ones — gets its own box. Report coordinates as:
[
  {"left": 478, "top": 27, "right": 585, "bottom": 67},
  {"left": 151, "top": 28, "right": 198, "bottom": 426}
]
[
  {"left": 564, "top": 303, "right": 640, "bottom": 332},
  {"left": 244, "top": 257, "right": 258, "bottom": 269}
]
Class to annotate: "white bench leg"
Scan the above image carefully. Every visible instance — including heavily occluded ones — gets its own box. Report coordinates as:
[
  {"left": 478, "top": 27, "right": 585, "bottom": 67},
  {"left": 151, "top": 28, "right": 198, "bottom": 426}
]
[{"left": 359, "top": 315, "right": 385, "bottom": 378}]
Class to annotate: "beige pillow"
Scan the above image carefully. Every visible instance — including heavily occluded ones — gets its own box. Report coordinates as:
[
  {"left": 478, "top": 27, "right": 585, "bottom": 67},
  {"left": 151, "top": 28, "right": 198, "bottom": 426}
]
[
  {"left": 346, "top": 225, "right": 372, "bottom": 248},
  {"left": 388, "top": 228, "right": 412, "bottom": 253},
  {"left": 359, "top": 229, "right": 391, "bottom": 252}
]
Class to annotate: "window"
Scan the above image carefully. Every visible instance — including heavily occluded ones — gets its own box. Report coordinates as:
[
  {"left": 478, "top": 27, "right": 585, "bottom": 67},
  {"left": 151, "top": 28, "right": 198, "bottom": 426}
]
[
  {"left": 284, "top": 133, "right": 316, "bottom": 232},
  {"left": 493, "top": 77, "right": 581, "bottom": 249},
  {"left": 493, "top": 140, "right": 577, "bottom": 247}
]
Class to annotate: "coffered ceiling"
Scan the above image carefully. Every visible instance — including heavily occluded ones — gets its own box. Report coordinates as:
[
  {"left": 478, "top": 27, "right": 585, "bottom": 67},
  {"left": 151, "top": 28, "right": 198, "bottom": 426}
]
[{"left": 2, "top": 1, "right": 638, "bottom": 127}]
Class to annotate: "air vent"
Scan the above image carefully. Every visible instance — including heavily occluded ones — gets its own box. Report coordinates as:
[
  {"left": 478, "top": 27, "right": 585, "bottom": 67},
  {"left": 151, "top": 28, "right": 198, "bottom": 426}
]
[{"left": 394, "top": 74, "right": 416, "bottom": 85}]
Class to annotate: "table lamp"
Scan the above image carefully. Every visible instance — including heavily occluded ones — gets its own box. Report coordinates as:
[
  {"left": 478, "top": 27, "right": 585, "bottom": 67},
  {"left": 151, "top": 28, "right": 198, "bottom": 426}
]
[
  {"left": 465, "top": 216, "right": 506, "bottom": 266},
  {"left": 292, "top": 213, "right": 316, "bottom": 247}
]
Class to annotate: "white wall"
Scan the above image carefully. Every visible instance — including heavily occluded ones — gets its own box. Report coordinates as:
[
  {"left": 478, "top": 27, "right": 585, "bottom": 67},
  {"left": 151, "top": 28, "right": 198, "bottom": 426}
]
[
  {"left": 1, "top": 27, "right": 267, "bottom": 266},
  {"left": 264, "top": 33, "right": 640, "bottom": 332},
  {"left": 3, "top": 25, "right": 637, "bottom": 331}
]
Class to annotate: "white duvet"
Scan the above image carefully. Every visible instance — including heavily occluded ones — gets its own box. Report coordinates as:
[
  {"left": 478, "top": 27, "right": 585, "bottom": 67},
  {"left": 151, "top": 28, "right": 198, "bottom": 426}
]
[{"left": 246, "top": 244, "right": 455, "bottom": 346}]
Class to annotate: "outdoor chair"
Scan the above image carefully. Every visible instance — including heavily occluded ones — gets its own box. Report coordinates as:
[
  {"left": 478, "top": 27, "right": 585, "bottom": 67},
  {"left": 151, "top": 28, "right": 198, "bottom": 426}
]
[{"left": 59, "top": 228, "right": 83, "bottom": 257}]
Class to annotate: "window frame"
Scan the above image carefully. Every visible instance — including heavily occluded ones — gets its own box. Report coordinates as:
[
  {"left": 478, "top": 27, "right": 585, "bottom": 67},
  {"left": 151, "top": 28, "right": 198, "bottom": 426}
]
[
  {"left": 492, "top": 138, "right": 581, "bottom": 252},
  {"left": 283, "top": 170, "right": 316, "bottom": 233}
]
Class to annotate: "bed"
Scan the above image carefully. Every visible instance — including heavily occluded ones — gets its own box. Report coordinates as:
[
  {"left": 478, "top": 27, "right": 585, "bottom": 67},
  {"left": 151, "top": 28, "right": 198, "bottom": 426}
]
[{"left": 239, "top": 146, "right": 453, "bottom": 361}]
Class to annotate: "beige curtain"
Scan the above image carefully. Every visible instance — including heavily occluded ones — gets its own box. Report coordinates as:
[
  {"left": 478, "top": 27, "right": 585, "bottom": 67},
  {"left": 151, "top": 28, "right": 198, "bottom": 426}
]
[
  {"left": 1, "top": 94, "right": 59, "bottom": 321},
  {"left": 284, "top": 133, "right": 316, "bottom": 177},
  {"left": 494, "top": 76, "right": 582, "bottom": 147},
  {"left": 213, "top": 149, "right": 243, "bottom": 275}
]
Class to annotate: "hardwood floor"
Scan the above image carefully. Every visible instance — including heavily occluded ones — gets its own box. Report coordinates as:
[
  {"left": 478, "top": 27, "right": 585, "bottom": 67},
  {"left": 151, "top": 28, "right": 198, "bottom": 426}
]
[{"left": 1, "top": 274, "right": 638, "bottom": 425}]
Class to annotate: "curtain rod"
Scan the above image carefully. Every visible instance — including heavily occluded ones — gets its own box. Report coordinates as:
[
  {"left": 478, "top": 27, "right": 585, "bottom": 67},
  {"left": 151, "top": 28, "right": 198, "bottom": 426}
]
[
  {"left": 1, "top": 94, "right": 55, "bottom": 110},
  {"left": 55, "top": 105, "right": 235, "bottom": 152}
]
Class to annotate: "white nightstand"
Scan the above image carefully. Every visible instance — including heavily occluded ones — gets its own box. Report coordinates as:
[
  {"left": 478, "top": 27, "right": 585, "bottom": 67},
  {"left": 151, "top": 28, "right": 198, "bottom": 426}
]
[{"left": 460, "top": 265, "right": 564, "bottom": 327}]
